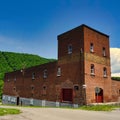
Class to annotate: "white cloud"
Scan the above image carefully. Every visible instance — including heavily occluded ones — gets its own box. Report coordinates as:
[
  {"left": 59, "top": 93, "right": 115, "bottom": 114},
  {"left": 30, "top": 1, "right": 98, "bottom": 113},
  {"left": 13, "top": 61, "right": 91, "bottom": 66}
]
[{"left": 110, "top": 48, "right": 120, "bottom": 77}]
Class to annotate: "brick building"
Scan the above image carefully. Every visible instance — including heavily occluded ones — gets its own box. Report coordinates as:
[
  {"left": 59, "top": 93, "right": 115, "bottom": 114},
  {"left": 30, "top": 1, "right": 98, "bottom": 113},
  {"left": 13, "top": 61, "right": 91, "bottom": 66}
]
[{"left": 2, "top": 24, "right": 120, "bottom": 106}]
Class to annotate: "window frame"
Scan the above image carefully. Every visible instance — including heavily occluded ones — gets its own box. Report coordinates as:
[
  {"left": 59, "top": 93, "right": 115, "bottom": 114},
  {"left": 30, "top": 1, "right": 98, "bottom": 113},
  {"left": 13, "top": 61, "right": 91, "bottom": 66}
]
[
  {"left": 90, "top": 64, "right": 95, "bottom": 75},
  {"left": 57, "top": 67, "right": 61, "bottom": 77},
  {"left": 14, "top": 76, "right": 16, "bottom": 82},
  {"left": 68, "top": 44, "right": 72, "bottom": 54},
  {"left": 90, "top": 43, "right": 94, "bottom": 53},
  {"left": 32, "top": 72, "right": 35, "bottom": 80},
  {"left": 43, "top": 69, "right": 48, "bottom": 78},
  {"left": 31, "top": 86, "right": 34, "bottom": 90},
  {"left": 103, "top": 67, "right": 107, "bottom": 77},
  {"left": 102, "top": 47, "right": 106, "bottom": 57},
  {"left": 74, "top": 85, "right": 79, "bottom": 91}
]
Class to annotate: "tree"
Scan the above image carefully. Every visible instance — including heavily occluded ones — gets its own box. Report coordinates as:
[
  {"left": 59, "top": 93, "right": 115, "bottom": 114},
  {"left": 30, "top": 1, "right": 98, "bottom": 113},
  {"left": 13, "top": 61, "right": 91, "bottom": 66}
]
[{"left": 0, "top": 80, "right": 4, "bottom": 100}]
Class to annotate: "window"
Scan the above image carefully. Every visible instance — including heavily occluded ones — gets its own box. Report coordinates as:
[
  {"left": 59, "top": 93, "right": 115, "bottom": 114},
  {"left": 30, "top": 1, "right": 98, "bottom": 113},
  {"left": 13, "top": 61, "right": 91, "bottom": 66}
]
[
  {"left": 68, "top": 44, "right": 72, "bottom": 54},
  {"left": 13, "top": 87, "right": 16, "bottom": 91},
  {"left": 43, "top": 69, "right": 47, "bottom": 78},
  {"left": 31, "top": 86, "right": 34, "bottom": 90},
  {"left": 103, "top": 67, "right": 107, "bottom": 77},
  {"left": 90, "top": 43, "right": 94, "bottom": 52},
  {"left": 32, "top": 72, "right": 35, "bottom": 80},
  {"left": 91, "top": 64, "right": 95, "bottom": 75},
  {"left": 57, "top": 67, "right": 61, "bottom": 76},
  {"left": 74, "top": 86, "right": 79, "bottom": 91},
  {"left": 7, "top": 79, "right": 10, "bottom": 82},
  {"left": 102, "top": 47, "right": 106, "bottom": 56},
  {"left": 42, "top": 86, "right": 47, "bottom": 96},
  {"left": 43, "top": 86, "right": 47, "bottom": 90},
  {"left": 14, "top": 77, "right": 16, "bottom": 82}
]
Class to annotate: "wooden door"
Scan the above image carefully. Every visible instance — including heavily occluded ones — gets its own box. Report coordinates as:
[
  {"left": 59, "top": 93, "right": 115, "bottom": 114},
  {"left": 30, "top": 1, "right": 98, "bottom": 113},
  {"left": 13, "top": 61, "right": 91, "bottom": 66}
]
[
  {"left": 62, "top": 89, "right": 73, "bottom": 102},
  {"left": 95, "top": 89, "right": 103, "bottom": 103}
]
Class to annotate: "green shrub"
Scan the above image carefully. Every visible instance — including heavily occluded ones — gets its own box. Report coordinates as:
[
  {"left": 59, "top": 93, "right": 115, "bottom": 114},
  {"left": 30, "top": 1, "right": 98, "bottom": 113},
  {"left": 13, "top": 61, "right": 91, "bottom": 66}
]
[{"left": 111, "top": 77, "right": 120, "bottom": 81}]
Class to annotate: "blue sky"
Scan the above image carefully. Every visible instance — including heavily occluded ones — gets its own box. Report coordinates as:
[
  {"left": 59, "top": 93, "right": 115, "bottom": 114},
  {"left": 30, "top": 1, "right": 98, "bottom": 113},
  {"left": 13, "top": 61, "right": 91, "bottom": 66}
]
[{"left": 0, "top": 0, "right": 120, "bottom": 75}]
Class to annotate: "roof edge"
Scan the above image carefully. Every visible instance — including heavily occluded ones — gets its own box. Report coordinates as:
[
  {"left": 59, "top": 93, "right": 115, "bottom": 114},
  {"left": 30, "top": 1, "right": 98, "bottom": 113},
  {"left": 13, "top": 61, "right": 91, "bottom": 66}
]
[{"left": 58, "top": 24, "right": 109, "bottom": 38}]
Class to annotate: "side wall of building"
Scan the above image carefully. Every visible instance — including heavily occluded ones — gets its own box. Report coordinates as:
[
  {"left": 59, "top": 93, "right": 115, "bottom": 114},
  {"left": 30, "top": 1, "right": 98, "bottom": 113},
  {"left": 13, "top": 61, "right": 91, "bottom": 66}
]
[
  {"left": 83, "top": 26, "right": 112, "bottom": 104},
  {"left": 3, "top": 62, "right": 58, "bottom": 102},
  {"left": 111, "top": 80, "right": 120, "bottom": 102}
]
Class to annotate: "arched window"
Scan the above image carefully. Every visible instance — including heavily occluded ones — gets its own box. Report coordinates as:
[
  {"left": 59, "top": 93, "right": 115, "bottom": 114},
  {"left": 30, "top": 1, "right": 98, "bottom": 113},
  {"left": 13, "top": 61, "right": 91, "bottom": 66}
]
[
  {"left": 91, "top": 64, "right": 95, "bottom": 75},
  {"left": 103, "top": 67, "right": 107, "bottom": 77},
  {"left": 90, "top": 43, "right": 94, "bottom": 52},
  {"left": 102, "top": 47, "right": 106, "bottom": 57}
]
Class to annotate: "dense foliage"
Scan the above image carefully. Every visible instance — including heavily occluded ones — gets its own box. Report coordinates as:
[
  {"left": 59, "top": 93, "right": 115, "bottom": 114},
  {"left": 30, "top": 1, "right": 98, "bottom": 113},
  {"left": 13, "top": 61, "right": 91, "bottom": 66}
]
[
  {"left": 111, "top": 77, "right": 120, "bottom": 81},
  {"left": 0, "top": 80, "right": 3, "bottom": 100},
  {"left": 0, "top": 51, "right": 56, "bottom": 99}
]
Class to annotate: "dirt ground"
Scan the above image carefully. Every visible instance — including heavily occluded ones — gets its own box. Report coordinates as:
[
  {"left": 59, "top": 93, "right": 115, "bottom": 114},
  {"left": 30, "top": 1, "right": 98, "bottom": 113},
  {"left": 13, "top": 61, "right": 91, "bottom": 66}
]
[{"left": 0, "top": 105, "right": 120, "bottom": 120}]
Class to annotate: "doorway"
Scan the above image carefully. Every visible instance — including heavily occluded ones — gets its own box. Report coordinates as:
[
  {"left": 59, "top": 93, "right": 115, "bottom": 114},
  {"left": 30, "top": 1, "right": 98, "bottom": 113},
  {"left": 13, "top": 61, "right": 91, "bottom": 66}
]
[
  {"left": 95, "top": 88, "right": 103, "bottom": 103},
  {"left": 16, "top": 97, "right": 19, "bottom": 105},
  {"left": 62, "top": 89, "right": 73, "bottom": 103}
]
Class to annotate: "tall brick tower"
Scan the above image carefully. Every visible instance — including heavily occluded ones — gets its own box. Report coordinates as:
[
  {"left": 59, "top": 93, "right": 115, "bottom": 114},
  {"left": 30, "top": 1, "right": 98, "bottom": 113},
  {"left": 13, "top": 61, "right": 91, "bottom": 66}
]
[
  {"left": 83, "top": 25, "right": 112, "bottom": 104},
  {"left": 57, "top": 24, "right": 111, "bottom": 104}
]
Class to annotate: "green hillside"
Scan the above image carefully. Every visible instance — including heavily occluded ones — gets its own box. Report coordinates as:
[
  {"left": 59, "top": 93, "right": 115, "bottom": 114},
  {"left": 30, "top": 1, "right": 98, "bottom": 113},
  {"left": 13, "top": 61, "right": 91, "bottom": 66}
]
[
  {"left": 0, "top": 51, "right": 56, "bottom": 99},
  {"left": 0, "top": 51, "right": 55, "bottom": 79}
]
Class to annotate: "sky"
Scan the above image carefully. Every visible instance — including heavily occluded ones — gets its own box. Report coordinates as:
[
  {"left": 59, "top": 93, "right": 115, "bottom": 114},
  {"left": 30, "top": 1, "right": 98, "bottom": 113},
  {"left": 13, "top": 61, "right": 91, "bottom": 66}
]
[{"left": 0, "top": 0, "right": 120, "bottom": 76}]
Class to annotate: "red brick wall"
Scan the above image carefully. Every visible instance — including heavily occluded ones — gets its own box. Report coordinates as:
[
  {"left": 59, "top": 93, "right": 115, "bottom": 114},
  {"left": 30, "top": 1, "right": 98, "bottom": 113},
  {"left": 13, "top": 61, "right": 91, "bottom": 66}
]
[
  {"left": 84, "top": 61, "right": 112, "bottom": 103},
  {"left": 83, "top": 26, "right": 112, "bottom": 104},
  {"left": 111, "top": 80, "right": 120, "bottom": 102},
  {"left": 58, "top": 26, "right": 84, "bottom": 59},
  {"left": 84, "top": 27, "right": 110, "bottom": 58}
]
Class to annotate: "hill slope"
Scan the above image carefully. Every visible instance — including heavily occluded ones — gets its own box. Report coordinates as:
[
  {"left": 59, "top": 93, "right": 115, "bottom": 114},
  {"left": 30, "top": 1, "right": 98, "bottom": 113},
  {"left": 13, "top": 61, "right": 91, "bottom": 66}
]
[
  {"left": 0, "top": 51, "right": 56, "bottom": 99},
  {"left": 0, "top": 51, "right": 55, "bottom": 80}
]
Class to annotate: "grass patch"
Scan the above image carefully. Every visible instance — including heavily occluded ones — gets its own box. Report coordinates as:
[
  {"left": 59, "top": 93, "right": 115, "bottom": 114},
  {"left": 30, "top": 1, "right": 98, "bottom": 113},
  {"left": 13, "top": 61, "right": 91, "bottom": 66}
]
[
  {"left": 0, "top": 108, "right": 21, "bottom": 116},
  {"left": 78, "top": 105, "right": 120, "bottom": 111}
]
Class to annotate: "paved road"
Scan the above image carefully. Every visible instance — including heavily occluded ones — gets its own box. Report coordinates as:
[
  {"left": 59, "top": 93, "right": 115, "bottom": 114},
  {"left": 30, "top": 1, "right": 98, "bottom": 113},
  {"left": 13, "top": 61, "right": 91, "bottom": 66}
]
[{"left": 0, "top": 106, "right": 120, "bottom": 120}]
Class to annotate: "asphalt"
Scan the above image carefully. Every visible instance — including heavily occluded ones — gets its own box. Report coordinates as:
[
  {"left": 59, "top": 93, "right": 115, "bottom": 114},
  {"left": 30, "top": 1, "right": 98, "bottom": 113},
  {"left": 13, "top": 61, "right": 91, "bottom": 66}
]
[{"left": 0, "top": 106, "right": 120, "bottom": 120}]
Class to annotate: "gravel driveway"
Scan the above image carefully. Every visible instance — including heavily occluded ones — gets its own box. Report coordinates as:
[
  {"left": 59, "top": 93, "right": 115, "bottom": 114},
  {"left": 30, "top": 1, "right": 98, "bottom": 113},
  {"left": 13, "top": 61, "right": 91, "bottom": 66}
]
[{"left": 0, "top": 106, "right": 120, "bottom": 120}]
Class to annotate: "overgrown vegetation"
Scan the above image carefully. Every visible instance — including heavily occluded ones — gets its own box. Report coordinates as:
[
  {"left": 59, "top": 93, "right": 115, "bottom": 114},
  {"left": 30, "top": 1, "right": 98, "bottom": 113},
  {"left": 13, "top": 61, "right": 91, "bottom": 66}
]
[
  {"left": 111, "top": 77, "right": 120, "bottom": 81},
  {"left": 0, "top": 108, "right": 21, "bottom": 116},
  {"left": 0, "top": 51, "right": 56, "bottom": 100},
  {"left": 78, "top": 105, "right": 120, "bottom": 111}
]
